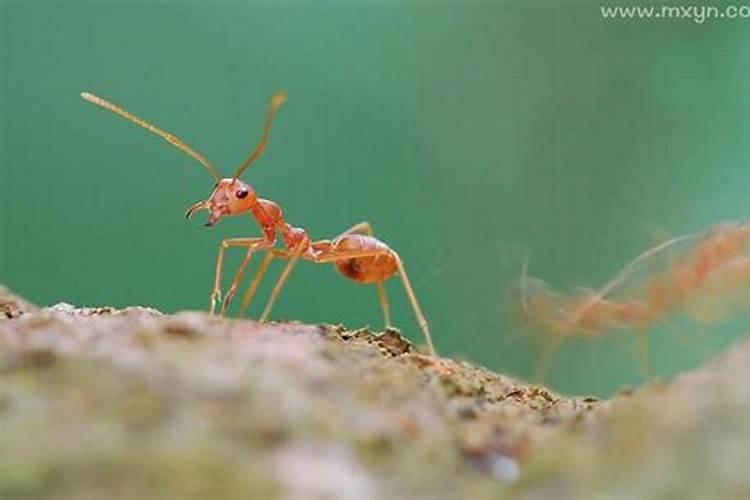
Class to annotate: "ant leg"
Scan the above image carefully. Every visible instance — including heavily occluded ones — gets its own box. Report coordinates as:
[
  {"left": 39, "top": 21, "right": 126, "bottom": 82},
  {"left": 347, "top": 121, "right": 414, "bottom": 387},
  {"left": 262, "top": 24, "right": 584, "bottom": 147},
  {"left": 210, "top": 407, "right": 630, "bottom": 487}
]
[
  {"left": 315, "top": 248, "right": 436, "bottom": 356},
  {"left": 376, "top": 283, "right": 392, "bottom": 328},
  {"left": 393, "top": 254, "right": 435, "bottom": 356},
  {"left": 238, "top": 252, "right": 276, "bottom": 317},
  {"left": 237, "top": 248, "right": 299, "bottom": 317},
  {"left": 223, "top": 247, "right": 295, "bottom": 315},
  {"left": 210, "top": 238, "right": 271, "bottom": 315},
  {"left": 221, "top": 248, "right": 256, "bottom": 315},
  {"left": 259, "top": 244, "right": 306, "bottom": 322}
]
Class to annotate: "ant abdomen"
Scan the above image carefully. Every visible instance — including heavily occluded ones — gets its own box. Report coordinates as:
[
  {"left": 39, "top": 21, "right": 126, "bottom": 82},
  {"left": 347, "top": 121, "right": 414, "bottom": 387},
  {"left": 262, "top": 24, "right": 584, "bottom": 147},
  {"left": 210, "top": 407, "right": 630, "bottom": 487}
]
[{"left": 332, "top": 234, "right": 398, "bottom": 284}]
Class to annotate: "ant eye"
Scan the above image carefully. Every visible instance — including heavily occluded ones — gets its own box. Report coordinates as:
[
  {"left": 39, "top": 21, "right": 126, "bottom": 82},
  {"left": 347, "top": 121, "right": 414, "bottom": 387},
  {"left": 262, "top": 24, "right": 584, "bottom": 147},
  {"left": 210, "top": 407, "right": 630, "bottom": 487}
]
[{"left": 236, "top": 188, "right": 249, "bottom": 199}]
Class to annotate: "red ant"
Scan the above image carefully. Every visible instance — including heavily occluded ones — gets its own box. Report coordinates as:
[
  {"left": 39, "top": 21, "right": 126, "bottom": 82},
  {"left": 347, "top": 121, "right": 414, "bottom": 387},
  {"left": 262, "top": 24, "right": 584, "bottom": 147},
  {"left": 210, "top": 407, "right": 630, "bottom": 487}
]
[{"left": 80, "top": 91, "right": 436, "bottom": 355}]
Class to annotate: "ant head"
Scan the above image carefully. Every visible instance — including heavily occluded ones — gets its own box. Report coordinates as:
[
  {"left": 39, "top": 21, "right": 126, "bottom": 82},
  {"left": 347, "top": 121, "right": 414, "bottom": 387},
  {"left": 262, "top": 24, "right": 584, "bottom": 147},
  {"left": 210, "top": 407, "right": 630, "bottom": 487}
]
[
  {"left": 185, "top": 179, "right": 257, "bottom": 227},
  {"left": 183, "top": 91, "right": 287, "bottom": 228}
]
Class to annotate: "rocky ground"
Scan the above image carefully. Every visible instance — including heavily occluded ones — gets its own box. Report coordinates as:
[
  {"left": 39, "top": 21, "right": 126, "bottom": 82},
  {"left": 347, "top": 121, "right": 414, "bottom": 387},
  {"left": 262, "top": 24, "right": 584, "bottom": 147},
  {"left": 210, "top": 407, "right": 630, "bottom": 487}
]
[{"left": 1, "top": 285, "right": 749, "bottom": 500}]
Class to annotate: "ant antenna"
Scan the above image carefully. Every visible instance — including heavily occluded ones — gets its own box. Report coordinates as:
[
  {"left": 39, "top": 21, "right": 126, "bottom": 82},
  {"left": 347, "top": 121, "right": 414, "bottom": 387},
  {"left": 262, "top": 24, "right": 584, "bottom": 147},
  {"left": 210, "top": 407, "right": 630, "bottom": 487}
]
[
  {"left": 231, "top": 91, "right": 287, "bottom": 182},
  {"left": 80, "top": 92, "right": 220, "bottom": 181}
]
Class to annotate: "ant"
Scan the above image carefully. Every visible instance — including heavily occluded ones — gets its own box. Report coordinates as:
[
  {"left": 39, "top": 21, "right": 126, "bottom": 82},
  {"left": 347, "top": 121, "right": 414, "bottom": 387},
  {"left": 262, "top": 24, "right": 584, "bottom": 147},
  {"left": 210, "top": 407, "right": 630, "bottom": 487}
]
[{"left": 80, "top": 90, "right": 436, "bottom": 355}]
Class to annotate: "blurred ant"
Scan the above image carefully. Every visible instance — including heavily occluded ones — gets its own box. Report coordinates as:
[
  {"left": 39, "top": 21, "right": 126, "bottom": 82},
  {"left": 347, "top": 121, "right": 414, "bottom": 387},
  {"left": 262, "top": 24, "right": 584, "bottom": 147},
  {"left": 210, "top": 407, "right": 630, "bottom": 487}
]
[
  {"left": 519, "top": 222, "right": 750, "bottom": 379},
  {"left": 81, "top": 91, "right": 436, "bottom": 355}
]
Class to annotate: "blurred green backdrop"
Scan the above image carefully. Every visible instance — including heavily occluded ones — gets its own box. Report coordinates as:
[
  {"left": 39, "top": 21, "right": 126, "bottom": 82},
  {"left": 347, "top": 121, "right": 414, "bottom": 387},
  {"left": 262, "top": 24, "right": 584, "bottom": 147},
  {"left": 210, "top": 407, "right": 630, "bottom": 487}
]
[{"left": 3, "top": 0, "right": 750, "bottom": 396}]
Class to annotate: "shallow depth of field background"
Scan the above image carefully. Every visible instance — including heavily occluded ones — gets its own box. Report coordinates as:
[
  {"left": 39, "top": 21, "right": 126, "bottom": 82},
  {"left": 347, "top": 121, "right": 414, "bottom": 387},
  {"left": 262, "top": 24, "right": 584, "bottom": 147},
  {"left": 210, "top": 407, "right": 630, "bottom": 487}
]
[{"left": 3, "top": 0, "right": 750, "bottom": 396}]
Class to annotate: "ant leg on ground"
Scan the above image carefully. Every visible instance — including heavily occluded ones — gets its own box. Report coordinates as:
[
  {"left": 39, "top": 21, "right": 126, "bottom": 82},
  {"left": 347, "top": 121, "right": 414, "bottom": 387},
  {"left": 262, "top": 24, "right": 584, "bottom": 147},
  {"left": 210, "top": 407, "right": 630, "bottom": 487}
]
[
  {"left": 376, "top": 283, "right": 392, "bottom": 327},
  {"left": 233, "top": 247, "right": 309, "bottom": 318},
  {"left": 394, "top": 255, "right": 434, "bottom": 355},
  {"left": 238, "top": 252, "right": 276, "bottom": 317},
  {"left": 259, "top": 244, "right": 306, "bottom": 322},
  {"left": 223, "top": 247, "right": 294, "bottom": 315},
  {"left": 247, "top": 221, "right": 383, "bottom": 323},
  {"left": 221, "top": 248, "right": 256, "bottom": 315},
  {"left": 210, "top": 238, "right": 272, "bottom": 315},
  {"left": 315, "top": 249, "right": 435, "bottom": 355}
]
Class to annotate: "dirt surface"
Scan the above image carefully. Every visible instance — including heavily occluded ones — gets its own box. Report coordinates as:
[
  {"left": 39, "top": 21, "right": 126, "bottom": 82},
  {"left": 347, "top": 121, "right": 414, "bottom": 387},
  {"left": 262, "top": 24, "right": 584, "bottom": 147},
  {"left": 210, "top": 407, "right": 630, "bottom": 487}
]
[{"left": 1, "top": 286, "right": 749, "bottom": 499}]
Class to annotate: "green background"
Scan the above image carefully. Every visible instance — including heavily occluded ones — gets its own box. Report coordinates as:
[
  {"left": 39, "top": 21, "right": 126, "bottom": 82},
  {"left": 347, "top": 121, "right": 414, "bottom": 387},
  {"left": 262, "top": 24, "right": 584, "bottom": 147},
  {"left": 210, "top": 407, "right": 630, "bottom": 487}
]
[{"left": 3, "top": 0, "right": 750, "bottom": 396}]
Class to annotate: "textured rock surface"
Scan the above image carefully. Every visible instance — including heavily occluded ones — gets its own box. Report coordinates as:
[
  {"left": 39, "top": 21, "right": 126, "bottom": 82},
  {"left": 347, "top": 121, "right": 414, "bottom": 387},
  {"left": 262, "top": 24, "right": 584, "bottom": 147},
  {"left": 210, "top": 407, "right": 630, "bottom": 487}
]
[{"left": 0, "top": 286, "right": 748, "bottom": 499}]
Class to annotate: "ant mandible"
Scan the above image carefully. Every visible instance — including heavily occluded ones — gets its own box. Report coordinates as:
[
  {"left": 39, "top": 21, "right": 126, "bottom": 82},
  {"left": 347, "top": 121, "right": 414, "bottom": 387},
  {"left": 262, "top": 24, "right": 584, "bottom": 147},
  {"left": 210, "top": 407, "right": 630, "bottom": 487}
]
[{"left": 81, "top": 90, "right": 436, "bottom": 355}]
